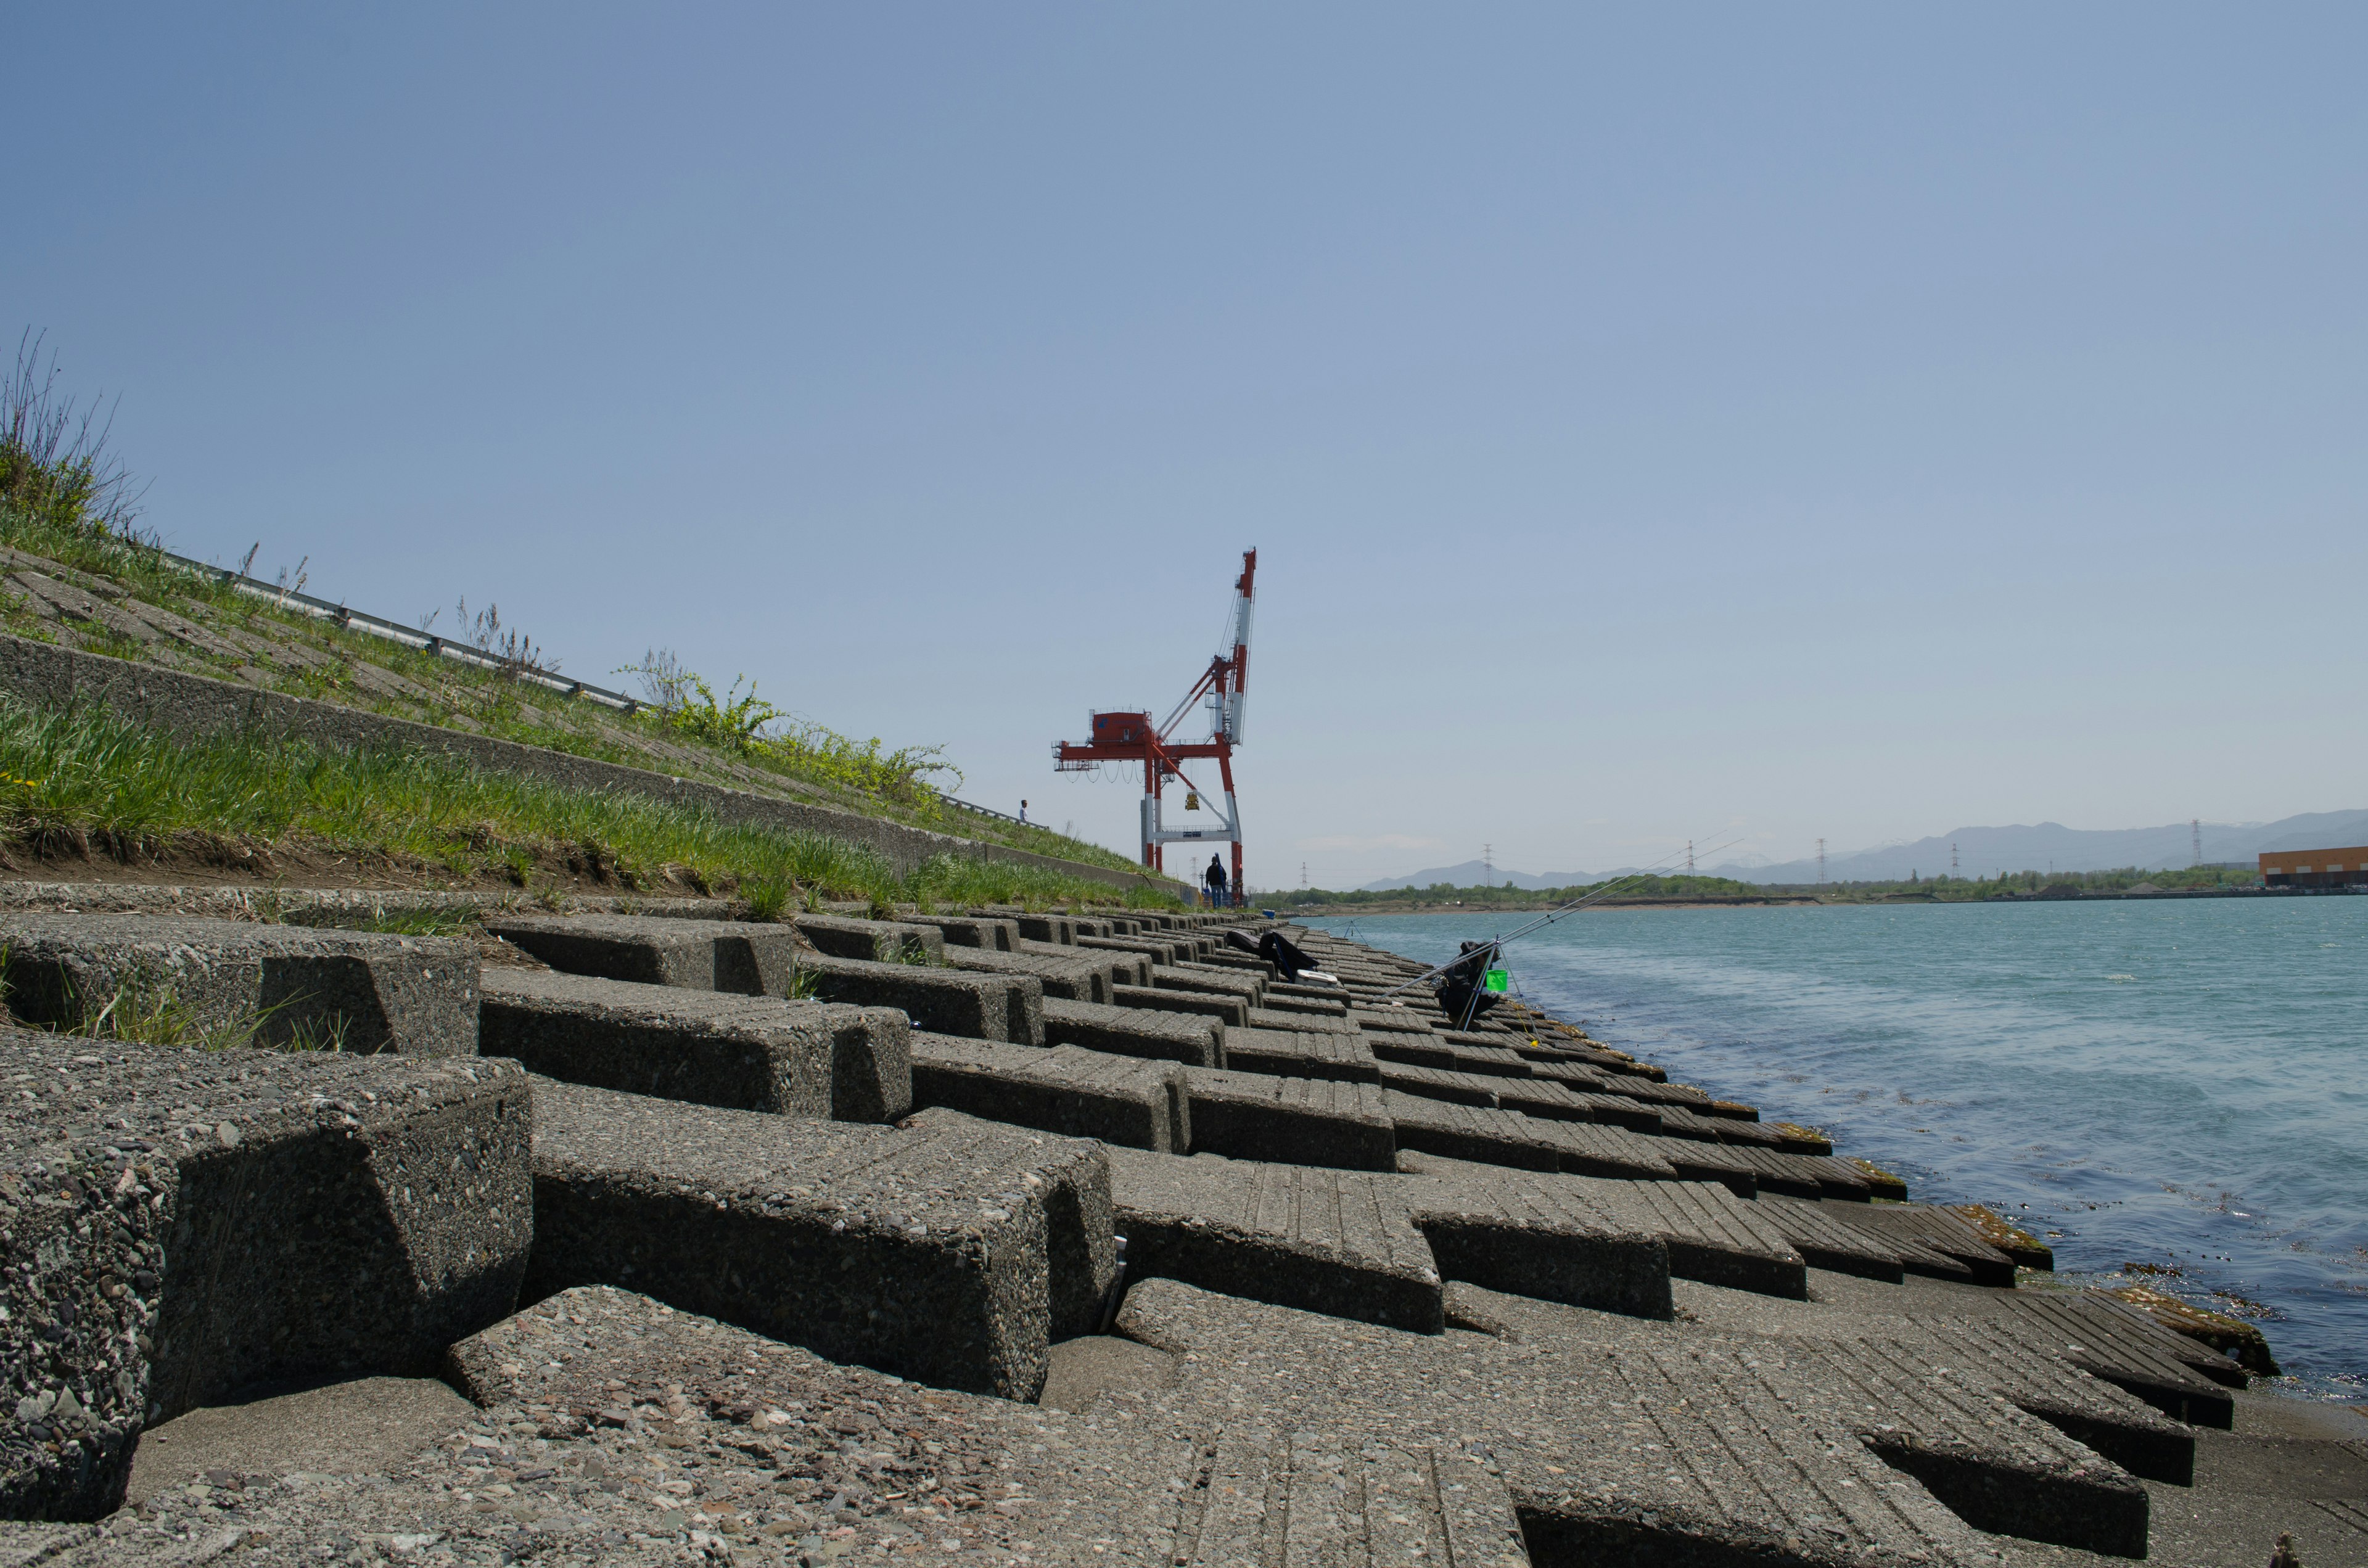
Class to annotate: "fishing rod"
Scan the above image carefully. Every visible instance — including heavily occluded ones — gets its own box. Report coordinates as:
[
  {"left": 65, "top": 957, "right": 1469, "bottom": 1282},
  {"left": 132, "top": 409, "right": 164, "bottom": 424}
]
[{"left": 1378, "top": 832, "right": 1750, "bottom": 1001}]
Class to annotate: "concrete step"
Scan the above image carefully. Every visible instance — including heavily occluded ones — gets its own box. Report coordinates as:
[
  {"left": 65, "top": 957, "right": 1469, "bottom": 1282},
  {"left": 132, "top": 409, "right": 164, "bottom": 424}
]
[
  {"left": 1164, "top": 1424, "right": 1527, "bottom": 1568},
  {"left": 1020, "top": 937, "right": 1145, "bottom": 988},
  {"left": 1252, "top": 992, "right": 1348, "bottom": 1019},
  {"left": 899, "top": 914, "right": 1019, "bottom": 951},
  {"left": 0, "top": 913, "right": 479, "bottom": 1056},
  {"left": 477, "top": 968, "right": 911, "bottom": 1122},
  {"left": 1040, "top": 996, "right": 1222, "bottom": 1067},
  {"left": 1384, "top": 1093, "right": 1684, "bottom": 1182},
  {"left": 1978, "top": 1292, "right": 2240, "bottom": 1429},
  {"left": 1181, "top": 1066, "right": 1397, "bottom": 1172},
  {"left": 1077, "top": 935, "right": 1181, "bottom": 966},
  {"left": 1107, "top": 1149, "right": 1445, "bottom": 1332},
  {"left": 1399, "top": 1151, "right": 1806, "bottom": 1300},
  {"left": 1811, "top": 1200, "right": 2020, "bottom": 1287},
  {"left": 797, "top": 952, "right": 1045, "bottom": 1045},
  {"left": 1684, "top": 1141, "right": 1872, "bottom": 1200},
  {"left": 787, "top": 913, "right": 944, "bottom": 964},
  {"left": 1109, "top": 984, "right": 1246, "bottom": 1030},
  {"left": 1748, "top": 1193, "right": 1910, "bottom": 1282},
  {"left": 1114, "top": 1277, "right": 1994, "bottom": 1568},
  {"left": 1111, "top": 1147, "right": 1677, "bottom": 1332},
  {"left": 1148, "top": 966, "right": 1264, "bottom": 1008},
  {"left": 1217, "top": 1025, "right": 1379, "bottom": 1083},
  {"left": 942, "top": 944, "right": 1112, "bottom": 1004},
  {"left": 1447, "top": 1284, "right": 2153, "bottom": 1557},
  {"left": 909, "top": 1033, "right": 1188, "bottom": 1152},
  {"left": 524, "top": 1079, "right": 1112, "bottom": 1399},
  {"left": 0, "top": 1030, "right": 530, "bottom": 1519},
  {"left": 480, "top": 913, "right": 798, "bottom": 996}
]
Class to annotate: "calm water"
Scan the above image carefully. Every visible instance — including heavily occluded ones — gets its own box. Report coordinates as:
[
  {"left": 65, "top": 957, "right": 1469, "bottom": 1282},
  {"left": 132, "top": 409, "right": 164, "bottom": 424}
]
[{"left": 1307, "top": 897, "right": 2368, "bottom": 1398}]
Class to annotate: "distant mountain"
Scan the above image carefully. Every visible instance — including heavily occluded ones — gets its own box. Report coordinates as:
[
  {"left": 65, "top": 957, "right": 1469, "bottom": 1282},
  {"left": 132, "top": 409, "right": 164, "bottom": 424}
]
[{"left": 1710, "top": 808, "right": 2368, "bottom": 884}]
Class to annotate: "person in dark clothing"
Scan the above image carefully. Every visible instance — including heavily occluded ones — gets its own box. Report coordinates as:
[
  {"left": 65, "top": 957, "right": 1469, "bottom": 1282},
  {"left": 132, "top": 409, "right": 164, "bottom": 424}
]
[
  {"left": 1204, "top": 854, "right": 1230, "bottom": 906},
  {"left": 1433, "top": 939, "right": 1503, "bottom": 1026}
]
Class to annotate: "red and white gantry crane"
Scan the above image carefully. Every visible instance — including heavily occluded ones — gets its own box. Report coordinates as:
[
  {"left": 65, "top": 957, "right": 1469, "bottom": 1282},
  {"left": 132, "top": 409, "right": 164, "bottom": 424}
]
[{"left": 1053, "top": 549, "right": 1257, "bottom": 900}]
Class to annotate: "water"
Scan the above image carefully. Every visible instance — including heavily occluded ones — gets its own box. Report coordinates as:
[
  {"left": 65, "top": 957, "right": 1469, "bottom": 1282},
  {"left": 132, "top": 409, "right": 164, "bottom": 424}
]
[{"left": 1306, "top": 897, "right": 2368, "bottom": 1398}]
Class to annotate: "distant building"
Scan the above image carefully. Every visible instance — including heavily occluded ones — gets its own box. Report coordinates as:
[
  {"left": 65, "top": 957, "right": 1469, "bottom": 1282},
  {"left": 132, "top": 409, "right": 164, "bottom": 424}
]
[{"left": 2259, "top": 846, "right": 2368, "bottom": 889}]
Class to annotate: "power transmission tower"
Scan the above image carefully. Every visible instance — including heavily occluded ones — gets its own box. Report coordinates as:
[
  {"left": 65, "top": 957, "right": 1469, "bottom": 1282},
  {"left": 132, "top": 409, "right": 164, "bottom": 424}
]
[
  {"left": 1816, "top": 839, "right": 1826, "bottom": 885},
  {"left": 1686, "top": 840, "right": 1695, "bottom": 874},
  {"left": 1300, "top": 861, "right": 1308, "bottom": 888},
  {"left": 1951, "top": 842, "right": 1959, "bottom": 873},
  {"left": 2192, "top": 819, "right": 2202, "bottom": 866},
  {"left": 1483, "top": 844, "right": 1494, "bottom": 887}
]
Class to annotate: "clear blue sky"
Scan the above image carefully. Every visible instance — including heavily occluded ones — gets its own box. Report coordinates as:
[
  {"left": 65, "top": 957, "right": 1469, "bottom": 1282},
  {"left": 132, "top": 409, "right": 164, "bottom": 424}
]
[{"left": 11, "top": 6, "right": 2363, "bottom": 888}]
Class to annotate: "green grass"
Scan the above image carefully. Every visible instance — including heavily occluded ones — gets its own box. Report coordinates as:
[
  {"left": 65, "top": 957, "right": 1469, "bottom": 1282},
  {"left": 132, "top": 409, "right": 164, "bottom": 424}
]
[{"left": 0, "top": 696, "right": 1176, "bottom": 909}]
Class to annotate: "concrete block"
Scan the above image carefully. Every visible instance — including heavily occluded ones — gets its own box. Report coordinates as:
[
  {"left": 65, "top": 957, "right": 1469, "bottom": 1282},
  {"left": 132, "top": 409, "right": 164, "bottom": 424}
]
[
  {"left": 0, "top": 914, "right": 478, "bottom": 1057},
  {"left": 943, "top": 946, "right": 1109, "bottom": 1004},
  {"left": 909, "top": 1034, "right": 1187, "bottom": 1152},
  {"left": 1108, "top": 1149, "right": 1444, "bottom": 1333},
  {"left": 1399, "top": 1164, "right": 1675, "bottom": 1321},
  {"left": 524, "top": 1080, "right": 1110, "bottom": 1397},
  {"left": 1399, "top": 1152, "right": 1804, "bottom": 1300},
  {"left": 1148, "top": 967, "right": 1264, "bottom": 1008},
  {"left": 1077, "top": 935, "right": 1178, "bottom": 966},
  {"left": 1109, "top": 985, "right": 1247, "bottom": 1030},
  {"left": 902, "top": 916, "right": 1018, "bottom": 952},
  {"left": 1453, "top": 1285, "right": 2153, "bottom": 1558},
  {"left": 1217, "top": 1026, "right": 1379, "bottom": 1083},
  {"left": 789, "top": 913, "right": 943, "bottom": 965},
  {"left": 1022, "top": 937, "right": 1145, "bottom": 991},
  {"left": 1252, "top": 993, "right": 1348, "bottom": 1019},
  {"left": 797, "top": 953, "right": 1044, "bottom": 1046},
  {"left": 1040, "top": 998, "right": 1220, "bottom": 1068},
  {"left": 1386, "top": 1094, "right": 1684, "bottom": 1182},
  {"left": 0, "top": 1032, "right": 530, "bottom": 1519},
  {"left": 477, "top": 969, "right": 911, "bottom": 1122},
  {"left": 1008, "top": 914, "right": 1074, "bottom": 945},
  {"left": 1180, "top": 1067, "right": 1397, "bottom": 1171},
  {"left": 480, "top": 913, "right": 797, "bottom": 996}
]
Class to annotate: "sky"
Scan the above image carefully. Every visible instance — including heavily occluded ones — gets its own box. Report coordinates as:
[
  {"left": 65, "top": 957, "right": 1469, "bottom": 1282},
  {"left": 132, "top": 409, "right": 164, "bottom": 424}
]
[{"left": 10, "top": 5, "right": 2364, "bottom": 890}]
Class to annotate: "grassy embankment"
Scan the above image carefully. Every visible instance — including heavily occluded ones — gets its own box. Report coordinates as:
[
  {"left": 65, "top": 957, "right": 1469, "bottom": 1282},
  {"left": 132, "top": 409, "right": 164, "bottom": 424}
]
[
  {"left": 0, "top": 337, "right": 1170, "bottom": 909},
  {"left": 1281, "top": 863, "right": 2262, "bottom": 913}
]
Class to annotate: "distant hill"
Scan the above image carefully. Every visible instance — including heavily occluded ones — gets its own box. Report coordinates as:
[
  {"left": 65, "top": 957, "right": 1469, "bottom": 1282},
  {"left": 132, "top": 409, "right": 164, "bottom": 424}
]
[
  {"left": 1356, "top": 808, "right": 2368, "bottom": 892},
  {"left": 1710, "top": 809, "right": 2368, "bottom": 884}
]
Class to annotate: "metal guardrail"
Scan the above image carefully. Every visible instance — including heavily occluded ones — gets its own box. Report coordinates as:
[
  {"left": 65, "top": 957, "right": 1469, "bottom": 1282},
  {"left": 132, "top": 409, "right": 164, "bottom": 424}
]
[
  {"left": 941, "top": 795, "right": 1030, "bottom": 829},
  {"left": 158, "top": 548, "right": 644, "bottom": 712}
]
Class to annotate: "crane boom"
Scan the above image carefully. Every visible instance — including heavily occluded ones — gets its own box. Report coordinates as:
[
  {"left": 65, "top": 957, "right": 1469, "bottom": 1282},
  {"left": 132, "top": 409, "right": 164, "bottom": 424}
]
[{"left": 1053, "top": 549, "right": 1257, "bottom": 900}]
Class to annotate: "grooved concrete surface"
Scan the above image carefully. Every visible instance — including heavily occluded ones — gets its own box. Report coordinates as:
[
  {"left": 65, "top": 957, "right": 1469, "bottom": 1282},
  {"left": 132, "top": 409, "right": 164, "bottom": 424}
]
[
  {"left": 1181, "top": 1065, "right": 1398, "bottom": 1170},
  {"left": 909, "top": 1033, "right": 1187, "bottom": 1152},
  {"left": 1040, "top": 996, "right": 1220, "bottom": 1067}
]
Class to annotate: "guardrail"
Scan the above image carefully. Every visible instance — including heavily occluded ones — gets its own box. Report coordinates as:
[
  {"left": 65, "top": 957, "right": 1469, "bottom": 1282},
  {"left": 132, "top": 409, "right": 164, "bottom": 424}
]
[{"left": 158, "top": 548, "right": 645, "bottom": 712}]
